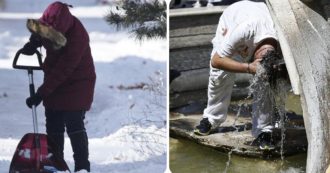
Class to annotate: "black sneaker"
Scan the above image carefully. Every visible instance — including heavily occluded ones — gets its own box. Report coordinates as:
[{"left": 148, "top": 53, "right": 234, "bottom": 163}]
[
  {"left": 254, "top": 132, "right": 276, "bottom": 150},
  {"left": 194, "top": 118, "right": 212, "bottom": 136}
]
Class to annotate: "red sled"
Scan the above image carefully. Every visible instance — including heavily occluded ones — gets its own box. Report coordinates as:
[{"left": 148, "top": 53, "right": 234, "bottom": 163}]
[
  {"left": 9, "top": 49, "right": 71, "bottom": 173},
  {"left": 9, "top": 133, "right": 70, "bottom": 173}
]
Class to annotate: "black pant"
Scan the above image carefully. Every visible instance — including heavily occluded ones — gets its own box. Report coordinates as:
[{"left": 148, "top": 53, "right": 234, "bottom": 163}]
[{"left": 45, "top": 109, "right": 90, "bottom": 172}]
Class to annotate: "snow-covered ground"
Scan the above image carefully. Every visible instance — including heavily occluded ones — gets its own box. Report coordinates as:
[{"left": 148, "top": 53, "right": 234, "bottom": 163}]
[{"left": 0, "top": 0, "right": 167, "bottom": 172}]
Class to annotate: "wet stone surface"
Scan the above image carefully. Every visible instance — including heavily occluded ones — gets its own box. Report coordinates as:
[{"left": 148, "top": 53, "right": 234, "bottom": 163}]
[{"left": 170, "top": 113, "right": 307, "bottom": 158}]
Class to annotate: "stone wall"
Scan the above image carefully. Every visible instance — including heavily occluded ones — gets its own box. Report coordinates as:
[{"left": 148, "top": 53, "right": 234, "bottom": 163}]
[{"left": 169, "top": 6, "right": 253, "bottom": 108}]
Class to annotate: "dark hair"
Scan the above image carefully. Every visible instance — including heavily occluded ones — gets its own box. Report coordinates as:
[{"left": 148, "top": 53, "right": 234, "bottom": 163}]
[{"left": 260, "top": 50, "right": 288, "bottom": 87}]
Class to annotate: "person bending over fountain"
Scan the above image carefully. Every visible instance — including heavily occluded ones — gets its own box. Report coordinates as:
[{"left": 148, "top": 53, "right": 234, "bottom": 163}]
[{"left": 194, "top": 0, "right": 282, "bottom": 150}]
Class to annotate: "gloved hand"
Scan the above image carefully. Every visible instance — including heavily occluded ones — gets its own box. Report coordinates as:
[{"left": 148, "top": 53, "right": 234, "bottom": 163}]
[
  {"left": 26, "top": 93, "right": 42, "bottom": 108},
  {"left": 21, "top": 34, "right": 42, "bottom": 55},
  {"left": 21, "top": 42, "right": 37, "bottom": 55}
]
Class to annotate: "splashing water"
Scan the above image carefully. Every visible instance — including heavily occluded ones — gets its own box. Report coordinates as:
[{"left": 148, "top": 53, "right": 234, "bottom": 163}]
[
  {"left": 274, "top": 79, "right": 289, "bottom": 162},
  {"left": 223, "top": 86, "right": 253, "bottom": 173},
  {"left": 250, "top": 63, "right": 291, "bottom": 164},
  {"left": 223, "top": 58, "right": 291, "bottom": 172},
  {"left": 223, "top": 103, "right": 243, "bottom": 173},
  {"left": 232, "top": 102, "right": 243, "bottom": 130}
]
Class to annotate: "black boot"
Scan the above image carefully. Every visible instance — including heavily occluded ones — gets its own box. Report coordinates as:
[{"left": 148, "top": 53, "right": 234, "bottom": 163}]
[
  {"left": 48, "top": 133, "right": 65, "bottom": 159},
  {"left": 69, "top": 131, "right": 90, "bottom": 172}
]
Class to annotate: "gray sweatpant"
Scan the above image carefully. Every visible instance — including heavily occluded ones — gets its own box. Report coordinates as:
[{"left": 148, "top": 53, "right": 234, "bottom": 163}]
[{"left": 202, "top": 63, "right": 274, "bottom": 138}]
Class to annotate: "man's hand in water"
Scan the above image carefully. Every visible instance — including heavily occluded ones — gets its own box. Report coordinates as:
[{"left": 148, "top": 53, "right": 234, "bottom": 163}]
[{"left": 248, "top": 58, "right": 262, "bottom": 74}]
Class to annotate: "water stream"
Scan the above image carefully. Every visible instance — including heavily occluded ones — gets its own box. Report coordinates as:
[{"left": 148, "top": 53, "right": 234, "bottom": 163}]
[
  {"left": 223, "top": 101, "right": 246, "bottom": 173},
  {"left": 273, "top": 79, "right": 290, "bottom": 162},
  {"left": 222, "top": 63, "right": 292, "bottom": 172}
]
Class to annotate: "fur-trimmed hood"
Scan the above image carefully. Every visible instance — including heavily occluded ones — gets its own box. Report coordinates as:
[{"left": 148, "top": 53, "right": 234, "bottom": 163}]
[
  {"left": 26, "top": 2, "right": 74, "bottom": 50},
  {"left": 26, "top": 19, "right": 67, "bottom": 50}
]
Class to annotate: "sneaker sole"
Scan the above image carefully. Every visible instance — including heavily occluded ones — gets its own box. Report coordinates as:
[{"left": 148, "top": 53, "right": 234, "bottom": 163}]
[
  {"left": 259, "top": 145, "right": 275, "bottom": 150},
  {"left": 193, "top": 129, "right": 211, "bottom": 136}
]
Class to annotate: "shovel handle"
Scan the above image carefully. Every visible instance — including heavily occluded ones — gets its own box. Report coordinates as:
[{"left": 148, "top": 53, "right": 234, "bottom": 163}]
[
  {"left": 27, "top": 70, "right": 39, "bottom": 134},
  {"left": 12, "top": 49, "right": 42, "bottom": 70}
]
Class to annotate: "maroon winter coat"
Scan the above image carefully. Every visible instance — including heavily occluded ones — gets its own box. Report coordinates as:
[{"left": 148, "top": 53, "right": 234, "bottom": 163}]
[{"left": 36, "top": 2, "right": 96, "bottom": 111}]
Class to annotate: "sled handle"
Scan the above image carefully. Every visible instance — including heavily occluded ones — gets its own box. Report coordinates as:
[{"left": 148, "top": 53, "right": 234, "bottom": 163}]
[
  {"left": 12, "top": 49, "right": 43, "bottom": 70},
  {"left": 28, "top": 70, "right": 39, "bottom": 134}
]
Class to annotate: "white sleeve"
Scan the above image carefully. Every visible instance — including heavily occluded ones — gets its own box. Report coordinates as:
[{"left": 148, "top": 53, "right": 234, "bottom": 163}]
[{"left": 217, "top": 21, "right": 254, "bottom": 58}]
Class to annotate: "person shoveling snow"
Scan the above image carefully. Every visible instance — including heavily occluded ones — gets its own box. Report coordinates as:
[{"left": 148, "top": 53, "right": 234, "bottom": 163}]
[{"left": 21, "top": 1, "right": 96, "bottom": 172}]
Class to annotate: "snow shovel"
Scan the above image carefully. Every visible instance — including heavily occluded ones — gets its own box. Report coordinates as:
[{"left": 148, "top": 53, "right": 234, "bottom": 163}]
[{"left": 9, "top": 49, "right": 70, "bottom": 173}]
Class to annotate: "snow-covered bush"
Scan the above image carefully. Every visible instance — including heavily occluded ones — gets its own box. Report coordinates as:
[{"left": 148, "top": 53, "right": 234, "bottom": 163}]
[{"left": 120, "top": 71, "right": 166, "bottom": 155}]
